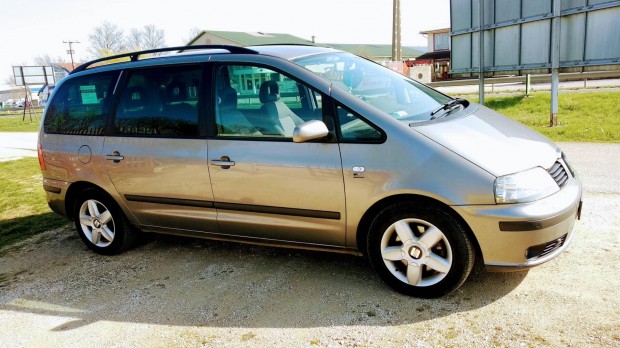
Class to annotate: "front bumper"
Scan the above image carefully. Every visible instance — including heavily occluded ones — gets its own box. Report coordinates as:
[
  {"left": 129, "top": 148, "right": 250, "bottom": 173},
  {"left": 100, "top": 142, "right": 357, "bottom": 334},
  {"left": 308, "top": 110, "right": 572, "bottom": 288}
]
[{"left": 454, "top": 177, "right": 582, "bottom": 271}]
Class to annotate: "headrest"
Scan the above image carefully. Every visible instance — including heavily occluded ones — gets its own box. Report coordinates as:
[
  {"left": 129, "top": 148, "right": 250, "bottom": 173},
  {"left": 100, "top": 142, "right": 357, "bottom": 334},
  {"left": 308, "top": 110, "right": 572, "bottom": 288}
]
[
  {"left": 259, "top": 81, "right": 280, "bottom": 103},
  {"left": 218, "top": 86, "right": 238, "bottom": 111},
  {"left": 122, "top": 86, "right": 148, "bottom": 109},
  {"left": 166, "top": 81, "right": 187, "bottom": 102}
]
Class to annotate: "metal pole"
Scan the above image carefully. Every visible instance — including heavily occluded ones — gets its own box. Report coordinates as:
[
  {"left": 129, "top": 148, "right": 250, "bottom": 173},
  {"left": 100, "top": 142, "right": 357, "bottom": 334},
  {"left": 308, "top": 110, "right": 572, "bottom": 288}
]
[
  {"left": 550, "top": 0, "right": 561, "bottom": 127},
  {"left": 392, "top": 0, "right": 402, "bottom": 61},
  {"left": 526, "top": 73, "right": 531, "bottom": 96},
  {"left": 478, "top": 0, "right": 485, "bottom": 105},
  {"left": 63, "top": 40, "right": 80, "bottom": 70}
]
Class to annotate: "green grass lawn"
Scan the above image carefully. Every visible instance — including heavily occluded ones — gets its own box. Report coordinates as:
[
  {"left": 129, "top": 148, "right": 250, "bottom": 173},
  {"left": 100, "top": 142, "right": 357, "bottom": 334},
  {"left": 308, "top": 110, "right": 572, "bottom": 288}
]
[
  {"left": 478, "top": 92, "right": 620, "bottom": 143},
  {"left": 0, "top": 158, "right": 68, "bottom": 253},
  {"left": 0, "top": 110, "right": 43, "bottom": 132}
]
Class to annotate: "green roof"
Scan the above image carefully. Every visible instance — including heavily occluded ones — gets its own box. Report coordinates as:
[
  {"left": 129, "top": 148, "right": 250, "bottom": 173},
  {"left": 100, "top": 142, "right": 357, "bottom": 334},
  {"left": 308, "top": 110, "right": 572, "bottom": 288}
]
[
  {"left": 321, "top": 44, "right": 423, "bottom": 59},
  {"left": 199, "top": 30, "right": 313, "bottom": 46},
  {"left": 188, "top": 31, "right": 423, "bottom": 60}
]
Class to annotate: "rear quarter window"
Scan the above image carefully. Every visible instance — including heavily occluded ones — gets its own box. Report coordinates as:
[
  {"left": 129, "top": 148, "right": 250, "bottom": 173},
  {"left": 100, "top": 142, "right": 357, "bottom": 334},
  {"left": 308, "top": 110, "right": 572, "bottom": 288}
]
[{"left": 43, "top": 71, "right": 119, "bottom": 135}]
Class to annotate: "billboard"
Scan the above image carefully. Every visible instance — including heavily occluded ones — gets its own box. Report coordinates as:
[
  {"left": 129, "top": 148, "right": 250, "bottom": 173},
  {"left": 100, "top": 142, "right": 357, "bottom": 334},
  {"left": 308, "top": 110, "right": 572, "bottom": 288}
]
[
  {"left": 450, "top": 0, "right": 620, "bottom": 73},
  {"left": 13, "top": 66, "right": 55, "bottom": 86}
]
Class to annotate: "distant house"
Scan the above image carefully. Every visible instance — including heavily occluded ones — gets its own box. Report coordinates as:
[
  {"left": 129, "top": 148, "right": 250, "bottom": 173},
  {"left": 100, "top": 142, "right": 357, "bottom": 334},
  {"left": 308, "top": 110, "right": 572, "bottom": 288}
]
[
  {"left": 186, "top": 30, "right": 423, "bottom": 68},
  {"left": 408, "top": 28, "right": 451, "bottom": 83},
  {"left": 188, "top": 30, "right": 313, "bottom": 47}
]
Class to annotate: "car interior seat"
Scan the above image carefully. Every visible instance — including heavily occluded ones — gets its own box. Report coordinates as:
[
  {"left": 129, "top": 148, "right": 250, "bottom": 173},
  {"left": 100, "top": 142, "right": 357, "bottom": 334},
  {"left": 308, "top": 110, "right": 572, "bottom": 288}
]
[
  {"left": 258, "top": 81, "right": 305, "bottom": 136},
  {"left": 217, "top": 86, "right": 260, "bottom": 136}
]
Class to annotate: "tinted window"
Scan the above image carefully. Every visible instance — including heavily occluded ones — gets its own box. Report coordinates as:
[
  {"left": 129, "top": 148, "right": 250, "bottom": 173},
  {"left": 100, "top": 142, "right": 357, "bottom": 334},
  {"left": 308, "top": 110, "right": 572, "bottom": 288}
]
[
  {"left": 44, "top": 71, "right": 118, "bottom": 135},
  {"left": 215, "top": 65, "right": 323, "bottom": 139},
  {"left": 114, "top": 66, "right": 201, "bottom": 137}
]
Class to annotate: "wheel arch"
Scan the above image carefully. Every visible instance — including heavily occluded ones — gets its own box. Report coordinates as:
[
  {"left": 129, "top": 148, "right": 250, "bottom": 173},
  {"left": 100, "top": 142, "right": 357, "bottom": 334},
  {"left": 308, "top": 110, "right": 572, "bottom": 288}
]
[
  {"left": 65, "top": 182, "right": 121, "bottom": 221},
  {"left": 355, "top": 194, "right": 482, "bottom": 260}
]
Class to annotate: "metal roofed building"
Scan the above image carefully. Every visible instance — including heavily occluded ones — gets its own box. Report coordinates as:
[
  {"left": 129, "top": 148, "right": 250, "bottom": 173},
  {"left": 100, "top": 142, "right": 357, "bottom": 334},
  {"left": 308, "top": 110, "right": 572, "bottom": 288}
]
[
  {"left": 186, "top": 30, "right": 424, "bottom": 66},
  {"left": 409, "top": 28, "right": 451, "bottom": 83}
]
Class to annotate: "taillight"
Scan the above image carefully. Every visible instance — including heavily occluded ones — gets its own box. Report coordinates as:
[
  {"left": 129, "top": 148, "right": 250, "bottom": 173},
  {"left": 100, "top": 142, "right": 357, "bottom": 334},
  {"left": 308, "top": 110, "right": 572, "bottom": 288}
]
[{"left": 38, "top": 143, "right": 47, "bottom": 171}]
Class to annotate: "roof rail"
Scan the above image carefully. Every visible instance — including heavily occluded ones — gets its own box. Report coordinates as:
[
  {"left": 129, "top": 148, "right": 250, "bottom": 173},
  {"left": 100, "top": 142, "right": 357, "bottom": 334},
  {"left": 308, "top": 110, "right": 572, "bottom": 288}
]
[{"left": 72, "top": 45, "right": 258, "bottom": 74}]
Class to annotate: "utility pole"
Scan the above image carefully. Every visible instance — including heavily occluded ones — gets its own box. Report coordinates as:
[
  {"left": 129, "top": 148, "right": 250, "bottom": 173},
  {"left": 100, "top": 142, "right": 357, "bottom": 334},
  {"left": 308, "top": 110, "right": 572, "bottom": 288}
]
[
  {"left": 63, "top": 40, "right": 80, "bottom": 69},
  {"left": 391, "top": 0, "right": 402, "bottom": 61},
  {"left": 478, "top": 0, "right": 485, "bottom": 105}
]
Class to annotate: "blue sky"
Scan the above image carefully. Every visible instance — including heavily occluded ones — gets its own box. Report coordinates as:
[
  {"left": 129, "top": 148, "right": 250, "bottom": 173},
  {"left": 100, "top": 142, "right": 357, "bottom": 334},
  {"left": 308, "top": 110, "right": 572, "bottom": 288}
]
[{"left": 0, "top": 0, "right": 449, "bottom": 85}]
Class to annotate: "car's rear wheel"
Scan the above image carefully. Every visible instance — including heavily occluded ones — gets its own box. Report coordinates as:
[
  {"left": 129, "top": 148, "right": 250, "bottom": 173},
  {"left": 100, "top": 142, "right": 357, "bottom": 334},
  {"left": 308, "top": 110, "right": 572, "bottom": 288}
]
[
  {"left": 74, "top": 189, "right": 137, "bottom": 255},
  {"left": 367, "top": 202, "right": 474, "bottom": 298}
]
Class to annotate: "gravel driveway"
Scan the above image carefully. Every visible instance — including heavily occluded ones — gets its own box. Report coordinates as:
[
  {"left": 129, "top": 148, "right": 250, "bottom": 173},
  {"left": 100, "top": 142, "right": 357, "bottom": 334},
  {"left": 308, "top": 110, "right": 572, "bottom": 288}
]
[{"left": 0, "top": 143, "right": 618, "bottom": 347}]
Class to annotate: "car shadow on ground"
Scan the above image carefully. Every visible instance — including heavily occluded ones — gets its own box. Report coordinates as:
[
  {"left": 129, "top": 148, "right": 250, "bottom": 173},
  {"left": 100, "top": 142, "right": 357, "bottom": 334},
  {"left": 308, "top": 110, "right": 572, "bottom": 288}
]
[{"left": 0, "top": 227, "right": 529, "bottom": 331}]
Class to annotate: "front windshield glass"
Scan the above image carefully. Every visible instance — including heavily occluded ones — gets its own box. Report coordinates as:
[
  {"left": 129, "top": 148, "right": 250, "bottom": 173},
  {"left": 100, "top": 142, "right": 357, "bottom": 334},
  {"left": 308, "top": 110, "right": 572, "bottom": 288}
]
[{"left": 294, "top": 52, "right": 453, "bottom": 122}]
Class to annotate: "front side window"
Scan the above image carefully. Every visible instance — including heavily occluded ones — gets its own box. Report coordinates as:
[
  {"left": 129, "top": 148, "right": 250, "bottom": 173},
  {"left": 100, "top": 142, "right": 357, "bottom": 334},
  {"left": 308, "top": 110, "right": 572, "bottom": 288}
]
[
  {"left": 337, "top": 105, "right": 383, "bottom": 143},
  {"left": 214, "top": 65, "right": 323, "bottom": 139},
  {"left": 294, "top": 52, "right": 453, "bottom": 124},
  {"left": 114, "top": 65, "right": 201, "bottom": 137},
  {"left": 44, "top": 71, "right": 118, "bottom": 135}
]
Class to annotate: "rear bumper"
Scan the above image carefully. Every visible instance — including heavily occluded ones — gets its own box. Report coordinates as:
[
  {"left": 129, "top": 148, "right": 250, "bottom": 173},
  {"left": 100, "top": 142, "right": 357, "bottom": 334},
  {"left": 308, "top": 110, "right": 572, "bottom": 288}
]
[
  {"left": 43, "top": 178, "right": 70, "bottom": 217},
  {"left": 454, "top": 177, "right": 582, "bottom": 270}
]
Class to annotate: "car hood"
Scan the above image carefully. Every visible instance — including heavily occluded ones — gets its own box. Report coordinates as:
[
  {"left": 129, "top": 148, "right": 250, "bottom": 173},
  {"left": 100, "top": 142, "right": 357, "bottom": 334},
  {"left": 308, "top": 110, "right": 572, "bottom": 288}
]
[{"left": 412, "top": 104, "right": 559, "bottom": 177}]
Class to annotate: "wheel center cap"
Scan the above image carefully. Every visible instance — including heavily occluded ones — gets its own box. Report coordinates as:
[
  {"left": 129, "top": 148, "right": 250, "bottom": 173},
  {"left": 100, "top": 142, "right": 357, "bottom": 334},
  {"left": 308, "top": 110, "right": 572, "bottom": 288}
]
[
  {"left": 93, "top": 220, "right": 102, "bottom": 229},
  {"left": 408, "top": 246, "right": 423, "bottom": 260}
]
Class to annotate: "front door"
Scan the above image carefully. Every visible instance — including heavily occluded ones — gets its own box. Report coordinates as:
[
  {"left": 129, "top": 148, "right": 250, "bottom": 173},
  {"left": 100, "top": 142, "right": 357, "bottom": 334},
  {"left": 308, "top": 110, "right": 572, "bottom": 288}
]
[{"left": 207, "top": 64, "right": 346, "bottom": 246}]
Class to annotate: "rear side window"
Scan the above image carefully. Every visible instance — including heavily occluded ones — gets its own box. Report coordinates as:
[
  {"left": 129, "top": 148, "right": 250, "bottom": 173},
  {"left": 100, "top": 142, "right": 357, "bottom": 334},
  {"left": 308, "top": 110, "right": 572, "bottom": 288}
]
[
  {"left": 43, "top": 71, "right": 118, "bottom": 135},
  {"left": 114, "top": 65, "right": 201, "bottom": 137}
]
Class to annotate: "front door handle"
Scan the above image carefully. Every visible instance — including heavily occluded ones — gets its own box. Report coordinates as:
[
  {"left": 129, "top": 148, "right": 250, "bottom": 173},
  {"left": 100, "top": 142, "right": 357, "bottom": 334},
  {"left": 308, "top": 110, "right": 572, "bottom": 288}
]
[
  {"left": 105, "top": 151, "right": 124, "bottom": 163},
  {"left": 210, "top": 156, "right": 235, "bottom": 169}
]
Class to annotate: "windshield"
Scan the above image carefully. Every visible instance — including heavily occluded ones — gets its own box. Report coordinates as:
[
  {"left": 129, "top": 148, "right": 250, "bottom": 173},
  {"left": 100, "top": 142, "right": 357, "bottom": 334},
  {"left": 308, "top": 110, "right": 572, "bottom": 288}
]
[{"left": 293, "top": 52, "right": 453, "bottom": 122}]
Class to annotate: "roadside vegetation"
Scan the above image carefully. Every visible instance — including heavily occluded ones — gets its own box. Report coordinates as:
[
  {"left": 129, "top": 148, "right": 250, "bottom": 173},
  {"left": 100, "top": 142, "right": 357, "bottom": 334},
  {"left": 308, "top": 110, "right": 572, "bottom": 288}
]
[
  {"left": 0, "top": 158, "right": 67, "bottom": 254},
  {"left": 0, "top": 110, "right": 43, "bottom": 132},
  {"left": 477, "top": 91, "right": 620, "bottom": 143}
]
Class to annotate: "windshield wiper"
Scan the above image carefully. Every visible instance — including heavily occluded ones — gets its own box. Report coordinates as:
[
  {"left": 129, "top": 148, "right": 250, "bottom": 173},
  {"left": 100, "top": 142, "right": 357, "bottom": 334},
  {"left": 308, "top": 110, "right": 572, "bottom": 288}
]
[{"left": 430, "top": 98, "right": 465, "bottom": 119}]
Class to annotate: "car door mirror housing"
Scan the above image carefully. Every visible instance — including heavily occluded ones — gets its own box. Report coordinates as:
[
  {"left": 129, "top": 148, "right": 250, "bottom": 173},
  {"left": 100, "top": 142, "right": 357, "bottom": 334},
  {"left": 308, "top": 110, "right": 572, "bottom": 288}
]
[{"left": 293, "top": 120, "right": 329, "bottom": 143}]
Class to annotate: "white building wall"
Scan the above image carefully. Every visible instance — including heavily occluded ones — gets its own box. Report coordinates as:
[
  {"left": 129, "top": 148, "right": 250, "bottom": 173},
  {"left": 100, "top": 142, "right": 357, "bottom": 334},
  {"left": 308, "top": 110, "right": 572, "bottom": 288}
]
[{"left": 409, "top": 65, "right": 432, "bottom": 83}]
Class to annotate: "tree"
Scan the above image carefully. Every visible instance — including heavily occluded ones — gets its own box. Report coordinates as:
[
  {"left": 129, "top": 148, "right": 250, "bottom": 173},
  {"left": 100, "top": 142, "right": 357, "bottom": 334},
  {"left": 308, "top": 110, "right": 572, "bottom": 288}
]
[
  {"left": 183, "top": 27, "right": 202, "bottom": 45},
  {"left": 142, "top": 25, "right": 166, "bottom": 50},
  {"left": 88, "top": 21, "right": 126, "bottom": 58},
  {"left": 33, "top": 54, "right": 65, "bottom": 66},
  {"left": 126, "top": 28, "right": 144, "bottom": 51}
]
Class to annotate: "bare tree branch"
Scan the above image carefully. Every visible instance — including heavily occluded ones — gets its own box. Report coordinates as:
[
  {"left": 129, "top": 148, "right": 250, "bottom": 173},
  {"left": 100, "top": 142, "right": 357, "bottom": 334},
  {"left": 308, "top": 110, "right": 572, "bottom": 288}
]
[
  {"left": 143, "top": 24, "right": 166, "bottom": 50},
  {"left": 88, "top": 21, "right": 126, "bottom": 58},
  {"left": 183, "top": 27, "right": 203, "bottom": 45},
  {"left": 126, "top": 28, "right": 144, "bottom": 51}
]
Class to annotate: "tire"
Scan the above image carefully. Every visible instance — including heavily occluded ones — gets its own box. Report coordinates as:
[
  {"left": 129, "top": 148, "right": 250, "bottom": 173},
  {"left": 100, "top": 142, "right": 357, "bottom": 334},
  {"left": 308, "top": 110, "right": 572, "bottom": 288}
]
[
  {"left": 367, "top": 202, "right": 474, "bottom": 298},
  {"left": 73, "top": 188, "right": 137, "bottom": 255}
]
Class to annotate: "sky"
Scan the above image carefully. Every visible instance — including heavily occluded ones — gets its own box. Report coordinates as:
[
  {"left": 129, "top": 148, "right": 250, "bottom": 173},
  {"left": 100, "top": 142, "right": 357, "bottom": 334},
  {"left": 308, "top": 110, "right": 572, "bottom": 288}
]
[{"left": 0, "top": 0, "right": 450, "bottom": 86}]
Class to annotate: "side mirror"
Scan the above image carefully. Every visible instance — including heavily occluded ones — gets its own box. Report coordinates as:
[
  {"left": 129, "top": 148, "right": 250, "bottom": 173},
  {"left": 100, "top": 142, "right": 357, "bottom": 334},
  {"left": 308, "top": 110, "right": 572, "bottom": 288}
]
[{"left": 293, "top": 120, "right": 329, "bottom": 143}]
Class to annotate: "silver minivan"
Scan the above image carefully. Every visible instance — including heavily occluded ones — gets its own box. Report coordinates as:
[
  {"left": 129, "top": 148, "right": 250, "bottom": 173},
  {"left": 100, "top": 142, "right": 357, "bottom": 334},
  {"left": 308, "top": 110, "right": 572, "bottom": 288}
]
[{"left": 38, "top": 45, "right": 582, "bottom": 298}]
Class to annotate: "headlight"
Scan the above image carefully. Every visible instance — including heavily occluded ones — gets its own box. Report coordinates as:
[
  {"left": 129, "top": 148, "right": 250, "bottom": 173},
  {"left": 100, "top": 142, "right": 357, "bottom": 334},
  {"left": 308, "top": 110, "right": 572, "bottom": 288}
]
[{"left": 495, "top": 167, "right": 560, "bottom": 204}]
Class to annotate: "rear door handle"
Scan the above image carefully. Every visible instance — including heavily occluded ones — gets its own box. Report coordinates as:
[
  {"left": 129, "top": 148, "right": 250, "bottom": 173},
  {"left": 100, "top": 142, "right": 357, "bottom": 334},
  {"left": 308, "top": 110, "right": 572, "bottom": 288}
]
[
  {"left": 210, "top": 156, "right": 235, "bottom": 169},
  {"left": 105, "top": 151, "right": 124, "bottom": 163}
]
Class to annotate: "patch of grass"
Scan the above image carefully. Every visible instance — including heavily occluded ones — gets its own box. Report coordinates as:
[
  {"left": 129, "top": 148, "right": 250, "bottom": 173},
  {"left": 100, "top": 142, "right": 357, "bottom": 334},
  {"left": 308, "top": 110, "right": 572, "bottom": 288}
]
[
  {"left": 0, "top": 158, "right": 67, "bottom": 253},
  {"left": 0, "top": 111, "right": 43, "bottom": 132},
  {"left": 473, "top": 91, "right": 620, "bottom": 143}
]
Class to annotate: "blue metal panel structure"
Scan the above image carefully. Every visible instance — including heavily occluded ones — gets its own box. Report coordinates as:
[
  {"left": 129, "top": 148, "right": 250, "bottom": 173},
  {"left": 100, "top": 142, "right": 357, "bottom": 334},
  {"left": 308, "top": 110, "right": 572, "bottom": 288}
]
[{"left": 450, "top": 0, "right": 620, "bottom": 73}]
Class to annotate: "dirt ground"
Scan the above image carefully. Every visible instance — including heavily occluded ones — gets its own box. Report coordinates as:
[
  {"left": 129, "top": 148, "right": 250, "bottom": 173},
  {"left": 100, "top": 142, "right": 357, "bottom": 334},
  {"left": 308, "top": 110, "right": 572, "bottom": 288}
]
[{"left": 1, "top": 143, "right": 619, "bottom": 347}]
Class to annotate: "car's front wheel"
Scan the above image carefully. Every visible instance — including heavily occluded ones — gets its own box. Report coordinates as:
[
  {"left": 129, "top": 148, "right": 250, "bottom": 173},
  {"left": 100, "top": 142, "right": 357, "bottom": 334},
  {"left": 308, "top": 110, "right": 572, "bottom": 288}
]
[
  {"left": 367, "top": 202, "right": 475, "bottom": 298},
  {"left": 74, "top": 189, "right": 137, "bottom": 255}
]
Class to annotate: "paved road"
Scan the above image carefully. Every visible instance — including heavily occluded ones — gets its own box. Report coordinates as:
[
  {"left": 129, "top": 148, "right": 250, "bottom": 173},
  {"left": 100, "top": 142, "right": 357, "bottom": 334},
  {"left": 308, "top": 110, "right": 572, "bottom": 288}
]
[{"left": 0, "top": 132, "right": 37, "bottom": 162}]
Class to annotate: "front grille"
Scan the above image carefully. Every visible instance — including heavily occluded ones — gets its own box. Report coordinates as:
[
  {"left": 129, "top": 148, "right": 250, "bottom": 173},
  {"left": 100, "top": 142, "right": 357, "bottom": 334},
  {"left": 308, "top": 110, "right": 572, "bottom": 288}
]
[
  {"left": 548, "top": 161, "right": 569, "bottom": 188},
  {"left": 526, "top": 234, "right": 567, "bottom": 260}
]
